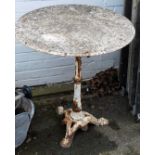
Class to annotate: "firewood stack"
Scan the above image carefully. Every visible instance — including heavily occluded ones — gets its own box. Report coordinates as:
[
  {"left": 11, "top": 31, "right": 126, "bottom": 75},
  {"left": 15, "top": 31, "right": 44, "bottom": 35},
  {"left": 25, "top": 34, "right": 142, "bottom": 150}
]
[{"left": 84, "top": 67, "right": 120, "bottom": 96}]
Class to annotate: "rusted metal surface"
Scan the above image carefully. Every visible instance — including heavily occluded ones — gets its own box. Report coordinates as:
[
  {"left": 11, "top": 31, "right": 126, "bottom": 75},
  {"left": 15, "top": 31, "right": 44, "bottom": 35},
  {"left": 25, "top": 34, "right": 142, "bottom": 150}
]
[
  {"left": 16, "top": 5, "right": 135, "bottom": 57},
  {"left": 74, "top": 57, "right": 82, "bottom": 83},
  {"left": 56, "top": 107, "right": 109, "bottom": 148},
  {"left": 72, "top": 100, "right": 81, "bottom": 112}
]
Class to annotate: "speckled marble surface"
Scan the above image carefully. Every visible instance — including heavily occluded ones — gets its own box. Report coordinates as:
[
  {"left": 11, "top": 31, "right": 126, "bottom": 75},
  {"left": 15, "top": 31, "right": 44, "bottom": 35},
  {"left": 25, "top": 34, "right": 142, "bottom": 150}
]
[{"left": 16, "top": 5, "right": 135, "bottom": 57}]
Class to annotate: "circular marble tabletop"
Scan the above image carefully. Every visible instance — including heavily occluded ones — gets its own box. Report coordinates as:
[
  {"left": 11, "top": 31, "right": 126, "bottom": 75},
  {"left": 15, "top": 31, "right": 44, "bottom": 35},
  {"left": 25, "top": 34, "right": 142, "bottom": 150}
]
[{"left": 16, "top": 5, "right": 135, "bottom": 57}]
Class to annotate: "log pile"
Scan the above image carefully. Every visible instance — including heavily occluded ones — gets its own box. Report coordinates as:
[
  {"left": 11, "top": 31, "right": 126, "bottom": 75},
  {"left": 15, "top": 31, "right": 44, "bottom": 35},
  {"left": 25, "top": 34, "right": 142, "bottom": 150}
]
[{"left": 84, "top": 67, "right": 120, "bottom": 96}]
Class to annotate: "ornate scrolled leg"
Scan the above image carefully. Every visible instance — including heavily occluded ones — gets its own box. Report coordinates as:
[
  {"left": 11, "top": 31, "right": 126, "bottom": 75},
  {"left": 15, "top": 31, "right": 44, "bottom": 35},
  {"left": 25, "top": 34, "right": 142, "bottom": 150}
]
[{"left": 59, "top": 109, "right": 109, "bottom": 148}]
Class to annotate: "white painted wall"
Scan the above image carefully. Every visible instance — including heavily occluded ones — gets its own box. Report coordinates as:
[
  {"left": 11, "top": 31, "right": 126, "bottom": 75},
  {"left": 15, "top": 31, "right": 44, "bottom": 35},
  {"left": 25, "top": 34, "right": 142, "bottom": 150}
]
[{"left": 15, "top": 0, "right": 125, "bottom": 87}]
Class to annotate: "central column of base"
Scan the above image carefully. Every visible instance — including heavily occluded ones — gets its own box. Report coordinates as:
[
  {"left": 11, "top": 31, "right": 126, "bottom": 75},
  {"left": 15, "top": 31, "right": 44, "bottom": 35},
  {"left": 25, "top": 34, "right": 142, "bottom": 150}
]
[
  {"left": 72, "top": 57, "right": 82, "bottom": 112},
  {"left": 59, "top": 57, "right": 109, "bottom": 148}
]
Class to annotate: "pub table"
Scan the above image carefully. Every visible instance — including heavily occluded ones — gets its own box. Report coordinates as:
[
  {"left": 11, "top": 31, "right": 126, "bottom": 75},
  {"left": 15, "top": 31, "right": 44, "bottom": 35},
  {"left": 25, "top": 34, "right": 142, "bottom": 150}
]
[{"left": 16, "top": 5, "right": 135, "bottom": 148}]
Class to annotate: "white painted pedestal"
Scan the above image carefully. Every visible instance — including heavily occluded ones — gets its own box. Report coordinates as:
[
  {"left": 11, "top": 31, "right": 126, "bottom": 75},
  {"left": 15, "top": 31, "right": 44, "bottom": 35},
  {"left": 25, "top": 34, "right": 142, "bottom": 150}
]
[{"left": 57, "top": 57, "right": 109, "bottom": 148}]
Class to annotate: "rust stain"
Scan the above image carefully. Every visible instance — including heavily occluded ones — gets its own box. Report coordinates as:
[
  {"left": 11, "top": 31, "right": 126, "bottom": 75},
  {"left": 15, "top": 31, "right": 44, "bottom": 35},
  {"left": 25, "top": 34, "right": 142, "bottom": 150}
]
[
  {"left": 63, "top": 118, "right": 68, "bottom": 125},
  {"left": 63, "top": 110, "right": 73, "bottom": 125},
  {"left": 67, "top": 109, "right": 72, "bottom": 115},
  {"left": 84, "top": 51, "right": 90, "bottom": 54},
  {"left": 74, "top": 78, "right": 81, "bottom": 83},
  {"left": 72, "top": 100, "right": 81, "bottom": 112},
  {"left": 74, "top": 57, "right": 82, "bottom": 83}
]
